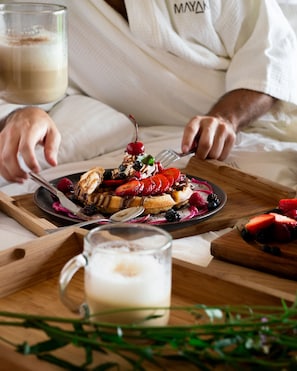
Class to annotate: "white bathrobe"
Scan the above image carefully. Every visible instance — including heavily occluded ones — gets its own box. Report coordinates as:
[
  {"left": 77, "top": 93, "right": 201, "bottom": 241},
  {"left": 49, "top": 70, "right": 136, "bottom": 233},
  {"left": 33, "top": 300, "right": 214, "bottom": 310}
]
[{"left": 66, "top": 0, "right": 297, "bottom": 125}]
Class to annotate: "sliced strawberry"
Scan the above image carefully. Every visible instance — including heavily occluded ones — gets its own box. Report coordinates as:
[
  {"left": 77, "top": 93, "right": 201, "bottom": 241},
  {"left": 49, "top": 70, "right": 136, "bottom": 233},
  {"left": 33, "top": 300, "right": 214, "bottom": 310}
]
[
  {"left": 278, "top": 198, "right": 297, "bottom": 213},
  {"left": 269, "top": 212, "right": 297, "bottom": 226},
  {"left": 115, "top": 180, "right": 144, "bottom": 196},
  {"left": 162, "top": 173, "right": 175, "bottom": 187},
  {"left": 156, "top": 174, "right": 171, "bottom": 193},
  {"left": 102, "top": 179, "right": 126, "bottom": 187},
  {"left": 140, "top": 177, "right": 155, "bottom": 196},
  {"left": 161, "top": 168, "right": 181, "bottom": 184},
  {"left": 150, "top": 175, "right": 162, "bottom": 195},
  {"left": 245, "top": 214, "right": 275, "bottom": 235}
]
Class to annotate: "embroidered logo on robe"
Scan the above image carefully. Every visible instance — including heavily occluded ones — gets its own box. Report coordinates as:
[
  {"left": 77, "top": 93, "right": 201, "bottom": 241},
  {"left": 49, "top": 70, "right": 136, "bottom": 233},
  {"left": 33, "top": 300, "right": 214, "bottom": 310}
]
[{"left": 173, "top": 1, "right": 209, "bottom": 14}]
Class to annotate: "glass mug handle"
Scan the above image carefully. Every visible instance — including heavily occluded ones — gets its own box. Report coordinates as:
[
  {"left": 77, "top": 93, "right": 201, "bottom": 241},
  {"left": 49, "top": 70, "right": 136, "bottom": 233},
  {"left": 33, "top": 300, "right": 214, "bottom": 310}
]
[{"left": 59, "top": 254, "right": 87, "bottom": 314}]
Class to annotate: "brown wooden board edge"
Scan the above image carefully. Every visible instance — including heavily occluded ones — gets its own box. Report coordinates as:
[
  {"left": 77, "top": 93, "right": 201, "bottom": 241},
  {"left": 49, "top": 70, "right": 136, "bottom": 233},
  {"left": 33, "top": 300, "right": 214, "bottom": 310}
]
[{"left": 0, "top": 190, "right": 57, "bottom": 237}]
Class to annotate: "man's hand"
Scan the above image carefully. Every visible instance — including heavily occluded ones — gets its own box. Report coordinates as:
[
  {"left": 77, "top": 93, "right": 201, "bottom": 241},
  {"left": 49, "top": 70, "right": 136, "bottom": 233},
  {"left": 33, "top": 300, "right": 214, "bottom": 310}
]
[
  {"left": 0, "top": 106, "right": 61, "bottom": 183},
  {"left": 181, "top": 115, "right": 236, "bottom": 160},
  {"left": 181, "top": 89, "right": 277, "bottom": 160}
]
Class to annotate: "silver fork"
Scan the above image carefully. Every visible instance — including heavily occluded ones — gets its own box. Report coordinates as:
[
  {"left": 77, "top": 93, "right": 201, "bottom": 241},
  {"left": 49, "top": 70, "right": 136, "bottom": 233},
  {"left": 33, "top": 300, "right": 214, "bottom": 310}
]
[{"left": 155, "top": 148, "right": 195, "bottom": 168}]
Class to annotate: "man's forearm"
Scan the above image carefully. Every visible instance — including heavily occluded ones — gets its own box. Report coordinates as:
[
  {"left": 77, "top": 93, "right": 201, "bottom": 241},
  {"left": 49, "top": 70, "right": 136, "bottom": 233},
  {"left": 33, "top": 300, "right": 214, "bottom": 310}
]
[{"left": 207, "top": 89, "right": 278, "bottom": 131}]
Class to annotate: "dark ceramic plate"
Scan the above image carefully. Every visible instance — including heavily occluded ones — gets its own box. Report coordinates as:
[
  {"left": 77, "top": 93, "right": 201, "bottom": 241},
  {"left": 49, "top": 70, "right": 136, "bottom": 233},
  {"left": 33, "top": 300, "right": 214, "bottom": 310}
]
[{"left": 33, "top": 172, "right": 227, "bottom": 231}]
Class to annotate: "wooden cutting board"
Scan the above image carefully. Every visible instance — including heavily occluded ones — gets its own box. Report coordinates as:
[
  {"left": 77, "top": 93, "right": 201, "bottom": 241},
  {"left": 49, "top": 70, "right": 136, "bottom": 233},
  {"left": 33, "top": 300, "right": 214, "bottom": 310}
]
[{"left": 211, "top": 228, "right": 297, "bottom": 280}]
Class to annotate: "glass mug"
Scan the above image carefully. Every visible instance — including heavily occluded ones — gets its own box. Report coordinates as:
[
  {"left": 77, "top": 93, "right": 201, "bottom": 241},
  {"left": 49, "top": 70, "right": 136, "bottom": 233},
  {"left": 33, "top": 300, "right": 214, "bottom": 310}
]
[
  {"left": 59, "top": 223, "right": 172, "bottom": 326},
  {"left": 0, "top": 2, "right": 68, "bottom": 104}
]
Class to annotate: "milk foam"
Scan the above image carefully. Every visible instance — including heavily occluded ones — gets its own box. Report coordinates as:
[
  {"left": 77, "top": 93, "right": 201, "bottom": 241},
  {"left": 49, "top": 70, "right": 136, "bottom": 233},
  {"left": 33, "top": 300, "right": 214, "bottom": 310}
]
[
  {"left": 0, "top": 31, "right": 66, "bottom": 69},
  {"left": 85, "top": 253, "right": 171, "bottom": 325}
]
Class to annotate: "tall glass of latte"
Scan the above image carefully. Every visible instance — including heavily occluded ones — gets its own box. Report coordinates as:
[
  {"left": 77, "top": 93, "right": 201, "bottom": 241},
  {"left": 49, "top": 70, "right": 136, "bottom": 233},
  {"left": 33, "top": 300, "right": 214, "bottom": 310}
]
[
  {"left": 0, "top": 3, "right": 67, "bottom": 104},
  {"left": 59, "top": 223, "right": 172, "bottom": 326}
]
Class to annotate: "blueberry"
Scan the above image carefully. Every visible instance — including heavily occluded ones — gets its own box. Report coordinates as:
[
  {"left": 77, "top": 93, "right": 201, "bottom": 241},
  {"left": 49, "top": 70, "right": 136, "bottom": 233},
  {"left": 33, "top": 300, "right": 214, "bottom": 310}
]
[
  {"left": 267, "top": 208, "right": 282, "bottom": 215},
  {"left": 240, "top": 228, "right": 254, "bottom": 242},
  {"left": 262, "top": 244, "right": 281, "bottom": 256},
  {"left": 207, "top": 193, "right": 220, "bottom": 203},
  {"left": 207, "top": 193, "right": 220, "bottom": 210},
  {"left": 133, "top": 161, "right": 142, "bottom": 171},
  {"left": 118, "top": 172, "right": 127, "bottom": 180},
  {"left": 119, "top": 164, "right": 127, "bottom": 172},
  {"left": 255, "top": 227, "right": 272, "bottom": 244},
  {"left": 82, "top": 204, "right": 98, "bottom": 216},
  {"left": 165, "top": 209, "right": 181, "bottom": 222},
  {"left": 104, "top": 169, "right": 112, "bottom": 180},
  {"left": 270, "top": 246, "right": 281, "bottom": 256}
]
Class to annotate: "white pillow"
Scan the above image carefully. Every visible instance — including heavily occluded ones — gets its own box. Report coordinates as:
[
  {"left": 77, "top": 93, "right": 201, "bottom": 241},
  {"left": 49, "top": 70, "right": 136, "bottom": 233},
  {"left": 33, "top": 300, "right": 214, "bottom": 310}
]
[{"left": 39, "top": 94, "right": 134, "bottom": 167}]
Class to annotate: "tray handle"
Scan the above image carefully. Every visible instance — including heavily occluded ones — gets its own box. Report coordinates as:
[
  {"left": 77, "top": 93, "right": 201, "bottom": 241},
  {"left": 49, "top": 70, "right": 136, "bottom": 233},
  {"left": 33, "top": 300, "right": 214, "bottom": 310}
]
[{"left": 0, "top": 248, "right": 26, "bottom": 267}]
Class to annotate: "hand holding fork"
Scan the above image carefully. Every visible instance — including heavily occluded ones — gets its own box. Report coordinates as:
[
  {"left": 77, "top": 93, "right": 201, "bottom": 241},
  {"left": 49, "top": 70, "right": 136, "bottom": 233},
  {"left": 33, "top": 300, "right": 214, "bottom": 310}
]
[{"left": 155, "top": 148, "right": 196, "bottom": 168}]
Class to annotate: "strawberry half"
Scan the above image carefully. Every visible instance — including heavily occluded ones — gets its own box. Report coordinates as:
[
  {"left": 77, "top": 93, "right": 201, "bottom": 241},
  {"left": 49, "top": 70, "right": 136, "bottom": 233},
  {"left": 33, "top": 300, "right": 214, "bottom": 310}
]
[
  {"left": 115, "top": 180, "right": 144, "bottom": 196},
  {"left": 269, "top": 212, "right": 297, "bottom": 226},
  {"left": 245, "top": 214, "right": 275, "bottom": 235},
  {"left": 269, "top": 213, "right": 297, "bottom": 242}
]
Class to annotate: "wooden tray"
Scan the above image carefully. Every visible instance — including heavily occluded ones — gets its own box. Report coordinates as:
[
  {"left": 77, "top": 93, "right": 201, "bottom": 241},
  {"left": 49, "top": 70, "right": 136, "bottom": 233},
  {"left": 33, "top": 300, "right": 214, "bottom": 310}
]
[
  {"left": 0, "top": 228, "right": 296, "bottom": 370},
  {"left": 0, "top": 191, "right": 57, "bottom": 237},
  {"left": 0, "top": 158, "right": 295, "bottom": 239}
]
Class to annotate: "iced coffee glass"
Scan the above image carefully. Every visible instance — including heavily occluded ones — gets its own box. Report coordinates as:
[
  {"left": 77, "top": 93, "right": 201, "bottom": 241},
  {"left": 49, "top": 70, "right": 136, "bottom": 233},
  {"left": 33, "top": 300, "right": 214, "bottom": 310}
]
[
  {"left": 0, "top": 3, "right": 68, "bottom": 104},
  {"left": 59, "top": 223, "right": 172, "bottom": 326}
]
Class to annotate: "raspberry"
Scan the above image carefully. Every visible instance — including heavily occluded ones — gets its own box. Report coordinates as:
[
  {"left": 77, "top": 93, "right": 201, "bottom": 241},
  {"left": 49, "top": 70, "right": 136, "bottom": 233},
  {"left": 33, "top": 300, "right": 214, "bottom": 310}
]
[
  {"left": 189, "top": 191, "right": 207, "bottom": 208},
  {"left": 56, "top": 177, "right": 74, "bottom": 194}
]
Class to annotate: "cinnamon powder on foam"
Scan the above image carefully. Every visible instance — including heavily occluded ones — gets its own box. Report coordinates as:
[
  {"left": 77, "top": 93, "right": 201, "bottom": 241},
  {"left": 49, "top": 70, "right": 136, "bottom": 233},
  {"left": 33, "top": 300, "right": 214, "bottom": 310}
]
[{"left": 8, "top": 36, "right": 50, "bottom": 46}]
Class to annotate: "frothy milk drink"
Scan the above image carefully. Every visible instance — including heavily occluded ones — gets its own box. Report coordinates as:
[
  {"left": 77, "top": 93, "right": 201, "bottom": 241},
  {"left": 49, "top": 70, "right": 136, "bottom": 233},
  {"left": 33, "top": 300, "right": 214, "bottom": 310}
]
[
  {"left": 59, "top": 224, "right": 172, "bottom": 326},
  {"left": 0, "top": 30, "right": 67, "bottom": 104},
  {"left": 85, "top": 244, "right": 171, "bottom": 325}
]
